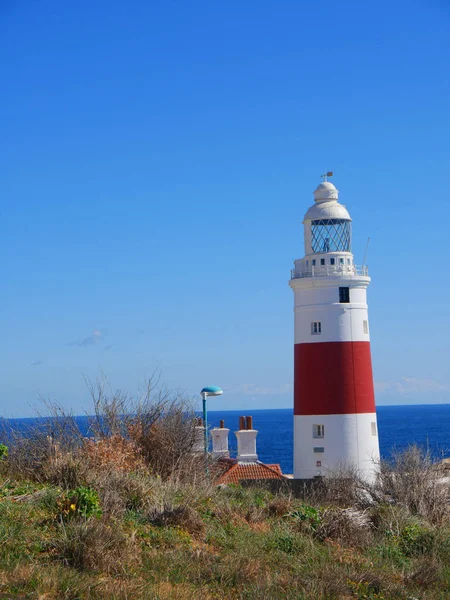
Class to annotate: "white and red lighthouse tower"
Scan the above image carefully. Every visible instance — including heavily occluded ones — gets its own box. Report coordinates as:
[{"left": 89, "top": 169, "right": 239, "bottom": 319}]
[{"left": 289, "top": 177, "right": 380, "bottom": 481}]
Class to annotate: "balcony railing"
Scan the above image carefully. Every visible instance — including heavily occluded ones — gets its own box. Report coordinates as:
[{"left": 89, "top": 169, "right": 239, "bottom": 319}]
[{"left": 290, "top": 265, "right": 369, "bottom": 280}]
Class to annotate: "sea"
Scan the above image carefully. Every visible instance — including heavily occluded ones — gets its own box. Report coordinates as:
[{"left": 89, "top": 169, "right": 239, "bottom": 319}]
[
  {"left": 208, "top": 405, "right": 450, "bottom": 474},
  {"left": 3, "top": 404, "right": 449, "bottom": 475}
]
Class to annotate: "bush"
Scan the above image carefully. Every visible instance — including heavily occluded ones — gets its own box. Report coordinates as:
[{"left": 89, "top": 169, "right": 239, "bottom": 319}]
[
  {"left": 94, "top": 469, "right": 154, "bottom": 518},
  {"left": 86, "top": 374, "right": 200, "bottom": 480},
  {"left": 57, "top": 486, "right": 102, "bottom": 521},
  {"left": 1, "top": 374, "right": 204, "bottom": 489},
  {"left": 50, "top": 517, "right": 135, "bottom": 573},
  {"left": 308, "top": 463, "right": 366, "bottom": 507},
  {"left": 1, "top": 414, "right": 85, "bottom": 486},
  {"left": 148, "top": 504, "right": 205, "bottom": 537},
  {"left": 44, "top": 452, "right": 88, "bottom": 490},
  {"left": 81, "top": 435, "right": 145, "bottom": 473},
  {"left": 398, "top": 523, "right": 435, "bottom": 557},
  {"left": 265, "top": 494, "right": 294, "bottom": 517},
  {"left": 0, "top": 443, "right": 8, "bottom": 460},
  {"left": 286, "top": 504, "right": 321, "bottom": 531},
  {"left": 70, "top": 486, "right": 102, "bottom": 519},
  {"left": 314, "top": 507, "right": 372, "bottom": 548},
  {"left": 376, "top": 446, "right": 448, "bottom": 525},
  {"left": 370, "top": 503, "right": 411, "bottom": 538}
]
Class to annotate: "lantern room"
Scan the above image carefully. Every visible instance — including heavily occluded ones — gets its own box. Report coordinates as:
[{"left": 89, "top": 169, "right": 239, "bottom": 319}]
[{"left": 303, "top": 181, "right": 352, "bottom": 256}]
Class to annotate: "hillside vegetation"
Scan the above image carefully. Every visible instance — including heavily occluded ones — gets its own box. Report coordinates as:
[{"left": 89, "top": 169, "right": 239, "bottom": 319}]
[{"left": 0, "top": 383, "right": 449, "bottom": 599}]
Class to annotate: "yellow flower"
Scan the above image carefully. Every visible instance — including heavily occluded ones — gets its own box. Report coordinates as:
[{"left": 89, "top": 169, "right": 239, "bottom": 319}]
[{"left": 70, "top": 504, "right": 76, "bottom": 511}]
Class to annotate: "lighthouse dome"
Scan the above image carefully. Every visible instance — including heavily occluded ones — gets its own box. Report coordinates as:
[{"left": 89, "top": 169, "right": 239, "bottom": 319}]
[
  {"left": 303, "top": 181, "right": 351, "bottom": 222},
  {"left": 314, "top": 181, "right": 338, "bottom": 202}
]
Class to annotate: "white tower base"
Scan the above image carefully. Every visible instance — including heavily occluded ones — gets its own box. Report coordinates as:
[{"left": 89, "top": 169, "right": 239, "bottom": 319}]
[{"left": 294, "top": 413, "right": 380, "bottom": 482}]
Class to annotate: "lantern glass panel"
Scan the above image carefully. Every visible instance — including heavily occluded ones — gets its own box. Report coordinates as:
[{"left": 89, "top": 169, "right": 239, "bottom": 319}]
[{"left": 311, "top": 219, "right": 351, "bottom": 253}]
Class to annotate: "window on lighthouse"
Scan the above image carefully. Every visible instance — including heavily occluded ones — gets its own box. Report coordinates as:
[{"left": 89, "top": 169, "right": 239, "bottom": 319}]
[
  {"left": 339, "top": 287, "right": 350, "bottom": 303},
  {"left": 311, "top": 322, "right": 321, "bottom": 335},
  {"left": 313, "top": 424, "right": 324, "bottom": 438}
]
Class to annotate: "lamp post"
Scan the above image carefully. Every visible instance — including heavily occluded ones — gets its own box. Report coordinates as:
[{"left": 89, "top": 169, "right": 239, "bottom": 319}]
[{"left": 200, "top": 386, "right": 223, "bottom": 461}]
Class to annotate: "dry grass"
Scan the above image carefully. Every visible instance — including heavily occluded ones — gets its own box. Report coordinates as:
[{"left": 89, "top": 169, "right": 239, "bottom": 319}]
[
  {"left": 0, "top": 468, "right": 448, "bottom": 599},
  {"left": 376, "top": 445, "right": 449, "bottom": 525},
  {"left": 265, "top": 493, "right": 294, "bottom": 517},
  {"left": 148, "top": 504, "right": 205, "bottom": 536},
  {"left": 314, "top": 506, "right": 372, "bottom": 548},
  {"left": 82, "top": 434, "right": 146, "bottom": 473},
  {"left": 50, "top": 516, "right": 139, "bottom": 574},
  {"left": 0, "top": 374, "right": 204, "bottom": 486},
  {"left": 1, "top": 382, "right": 449, "bottom": 600}
]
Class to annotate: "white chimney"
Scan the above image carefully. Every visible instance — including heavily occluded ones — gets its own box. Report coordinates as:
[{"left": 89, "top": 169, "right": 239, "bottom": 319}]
[
  {"left": 192, "top": 418, "right": 205, "bottom": 454},
  {"left": 235, "top": 416, "right": 258, "bottom": 462},
  {"left": 211, "top": 419, "right": 230, "bottom": 458}
]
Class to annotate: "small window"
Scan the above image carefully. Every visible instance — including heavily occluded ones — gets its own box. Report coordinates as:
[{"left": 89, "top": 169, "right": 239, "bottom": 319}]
[
  {"left": 339, "top": 287, "right": 350, "bottom": 303},
  {"left": 311, "top": 322, "right": 321, "bottom": 335},
  {"left": 363, "top": 320, "right": 369, "bottom": 334},
  {"left": 320, "top": 258, "right": 325, "bottom": 266},
  {"left": 371, "top": 422, "right": 377, "bottom": 436},
  {"left": 313, "top": 424, "right": 324, "bottom": 438},
  {"left": 313, "top": 447, "right": 324, "bottom": 453},
  {"left": 306, "top": 260, "right": 309, "bottom": 266},
  {"left": 347, "top": 258, "right": 351, "bottom": 265},
  {"left": 330, "top": 258, "right": 335, "bottom": 265},
  {"left": 312, "top": 259, "right": 316, "bottom": 266}
]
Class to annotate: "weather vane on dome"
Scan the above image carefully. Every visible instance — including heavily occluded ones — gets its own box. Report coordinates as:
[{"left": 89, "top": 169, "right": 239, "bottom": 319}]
[{"left": 320, "top": 171, "right": 333, "bottom": 182}]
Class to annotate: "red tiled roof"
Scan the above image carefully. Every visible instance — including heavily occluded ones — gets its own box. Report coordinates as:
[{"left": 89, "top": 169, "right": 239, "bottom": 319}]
[{"left": 216, "top": 461, "right": 285, "bottom": 485}]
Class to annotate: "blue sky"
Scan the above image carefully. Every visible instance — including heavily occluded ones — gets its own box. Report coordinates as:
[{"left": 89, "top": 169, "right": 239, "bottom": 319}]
[{"left": 1, "top": 0, "right": 449, "bottom": 417}]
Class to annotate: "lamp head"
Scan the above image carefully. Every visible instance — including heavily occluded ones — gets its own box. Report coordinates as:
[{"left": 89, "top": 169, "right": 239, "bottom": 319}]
[{"left": 201, "top": 385, "right": 223, "bottom": 397}]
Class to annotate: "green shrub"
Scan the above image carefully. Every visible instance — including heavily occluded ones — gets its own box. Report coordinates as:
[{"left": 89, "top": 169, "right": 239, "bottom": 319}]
[
  {"left": 265, "top": 528, "right": 306, "bottom": 554},
  {"left": 286, "top": 504, "right": 321, "bottom": 530},
  {"left": 398, "top": 523, "right": 434, "bottom": 557},
  {"left": 0, "top": 443, "right": 8, "bottom": 460},
  {"left": 369, "top": 542, "right": 410, "bottom": 569},
  {"left": 72, "top": 486, "right": 102, "bottom": 518},
  {"left": 58, "top": 486, "right": 102, "bottom": 520}
]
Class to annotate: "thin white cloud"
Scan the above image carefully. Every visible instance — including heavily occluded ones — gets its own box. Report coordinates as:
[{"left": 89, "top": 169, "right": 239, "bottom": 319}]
[
  {"left": 375, "top": 377, "right": 450, "bottom": 395},
  {"left": 232, "top": 383, "right": 293, "bottom": 396},
  {"left": 68, "top": 329, "right": 105, "bottom": 348}
]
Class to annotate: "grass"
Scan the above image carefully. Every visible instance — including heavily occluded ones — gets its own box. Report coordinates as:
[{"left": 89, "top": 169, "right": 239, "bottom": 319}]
[
  {"left": 0, "top": 463, "right": 449, "bottom": 599},
  {"left": 0, "top": 384, "right": 448, "bottom": 599}
]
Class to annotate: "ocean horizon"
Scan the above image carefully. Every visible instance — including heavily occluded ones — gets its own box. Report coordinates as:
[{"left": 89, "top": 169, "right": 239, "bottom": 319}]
[{"left": 3, "top": 404, "right": 449, "bottom": 475}]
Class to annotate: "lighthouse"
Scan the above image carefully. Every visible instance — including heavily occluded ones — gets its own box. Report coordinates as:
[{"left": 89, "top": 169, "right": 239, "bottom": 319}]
[{"left": 289, "top": 176, "right": 380, "bottom": 481}]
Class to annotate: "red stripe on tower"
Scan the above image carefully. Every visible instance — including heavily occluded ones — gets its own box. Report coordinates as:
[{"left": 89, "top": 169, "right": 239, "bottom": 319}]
[{"left": 294, "top": 341, "right": 375, "bottom": 415}]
